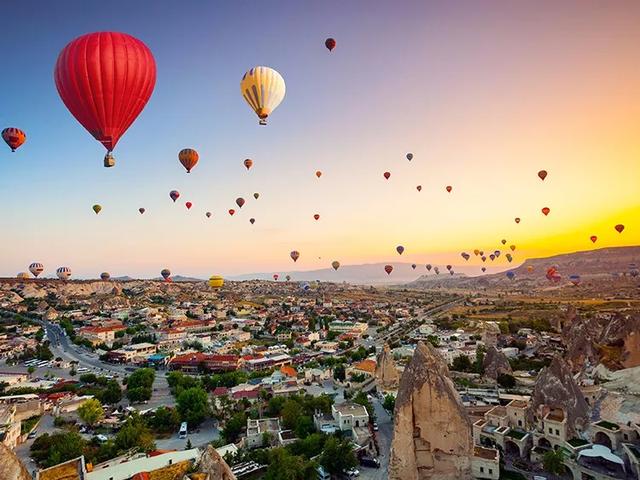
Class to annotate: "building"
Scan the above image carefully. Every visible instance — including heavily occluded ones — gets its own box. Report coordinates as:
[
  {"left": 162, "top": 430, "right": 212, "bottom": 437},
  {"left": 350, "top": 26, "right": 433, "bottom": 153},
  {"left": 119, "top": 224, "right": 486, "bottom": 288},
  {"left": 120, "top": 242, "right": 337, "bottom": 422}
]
[
  {"left": 246, "top": 418, "right": 282, "bottom": 449},
  {"left": 168, "top": 352, "right": 241, "bottom": 373},
  {"left": 332, "top": 402, "right": 369, "bottom": 430},
  {"left": 106, "top": 343, "right": 157, "bottom": 363},
  {"left": 471, "top": 446, "right": 500, "bottom": 480}
]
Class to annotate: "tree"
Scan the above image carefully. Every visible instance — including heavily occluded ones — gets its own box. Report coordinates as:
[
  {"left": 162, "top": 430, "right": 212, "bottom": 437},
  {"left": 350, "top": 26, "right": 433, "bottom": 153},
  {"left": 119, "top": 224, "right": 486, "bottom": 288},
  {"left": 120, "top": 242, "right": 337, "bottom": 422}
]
[
  {"left": 451, "top": 354, "right": 472, "bottom": 372},
  {"left": 176, "top": 387, "right": 210, "bottom": 427},
  {"left": 543, "top": 449, "right": 565, "bottom": 476},
  {"left": 126, "top": 368, "right": 155, "bottom": 403},
  {"left": 185, "top": 439, "right": 192, "bottom": 449},
  {"left": 148, "top": 406, "right": 180, "bottom": 434},
  {"left": 383, "top": 394, "right": 396, "bottom": 412},
  {"left": 27, "top": 366, "right": 35, "bottom": 375},
  {"left": 497, "top": 373, "right": 516, "bottom": 388},
  {"left": 222, "top": 412, "right": 246, "bottom": 443},
  {"left": 78, "top": 398, "right": 104, "bottom": 427},
  {"left": 114, "top": 415, "right": 155, "bottom": 453},
  {"left": 320, "top": 437, "right": 357, "bottom": 475},
  {"left": 281, "top": 399, "right": 303, "bottom": 430},
  {"left": 333, "top": 364, "right": 345, "bottom": 382},
  {"left": 264, "top": 448, "right": 315, "bottom": 480},
  {"left": 30, "top": 432, "right": 86, "bottom": 468},
  {"left": 100, "top": 380, "right": 122, "bottom": 404}
]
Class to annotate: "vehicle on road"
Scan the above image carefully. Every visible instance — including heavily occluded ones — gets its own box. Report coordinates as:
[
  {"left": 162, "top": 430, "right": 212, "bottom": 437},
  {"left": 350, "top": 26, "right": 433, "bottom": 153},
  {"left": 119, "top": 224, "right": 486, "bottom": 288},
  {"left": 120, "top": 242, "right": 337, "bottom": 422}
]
[
  {"left": 179, "top": 421, "right": 188, "bottom": 439},
  {"left": 372, "top": 422, "right": 378, "bottom": 431},
  {"left": 359, "top": 457, "right": 380, "bottom": 468}
]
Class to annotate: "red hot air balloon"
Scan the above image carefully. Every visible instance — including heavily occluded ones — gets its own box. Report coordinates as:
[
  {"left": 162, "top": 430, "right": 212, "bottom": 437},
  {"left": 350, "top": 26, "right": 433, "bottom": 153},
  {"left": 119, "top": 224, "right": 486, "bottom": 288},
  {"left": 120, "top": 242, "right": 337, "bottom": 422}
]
[
  {"left": 383, "top": 171, "right": 391, "bottom": 180},
  {"left": 489, "top": 254, "right": 495, "bottom": 261},
  {"left": 446, "top": 265, "right": 452, "bottom": 271},
  {"left": 273, "top": 274, "right": 279, "bottom": 281},
  {"left": 481, "top": 267, "right": 486, "bottom": 272},
  {"left": 185, "top": 202, "right": 192, "bottom": 210},
  {"left": 541, "top": 207, "right": 550, "bottom": 216},
  {"left": 325, "top": 38, "right": 336, "bottom": 52},
  {"left": 313, "top": 214, "right": 320, "bottom": 220},
  {"left": 411, "top": 264, "right": 417, "bottom": 269},
  {"left": 170, "top": 190, "right": 180, "bottom": 202},
  {"left": 615, "top": 224, "right": 625, "bottom": 233},
  {"left": 315, "top": 170, "right": 322, "bottom": 178},
  {"left": 54, "top": 32, "right": 156, "bottom": 167},
  {"left": 515, "top": 217, "right": 521, "bottom": 224},
  {"left": 290, "top": 250, "right": 300, "bottom": 262},
  {"left": 178, "top": 148, "right": 199, "bottom": 173},
  {"left": 416, "top": 185, "right": 422, "bottom": 192},
  {"left": 244, "top": 158, "right": 253, "bottom": 170},
  {"left": 2, "top": 128, "right": 26, "bottom": 152},
  {"left": 139, "top": 208, "right": 145, "bottom": 214},
  {"left": 590, "top": 235, "right": 597, "bottom": 243},
  {"left": 236, "top": 197, "right": 245, "bottom": 208},
  {"left": 228, "top": 209, "right": 235, "bottom": 216},
  {"left": 384, "top": 265, "right": 393, "bottom": 275},
  {"left": 446, "top": 185, "right": 452, "bottom": 193},
  {"left": 538, "top": 170, "right": 548, "bottom": 181},
  {"left": 249, "top": 218, "right": 255, "bottom": 224}
]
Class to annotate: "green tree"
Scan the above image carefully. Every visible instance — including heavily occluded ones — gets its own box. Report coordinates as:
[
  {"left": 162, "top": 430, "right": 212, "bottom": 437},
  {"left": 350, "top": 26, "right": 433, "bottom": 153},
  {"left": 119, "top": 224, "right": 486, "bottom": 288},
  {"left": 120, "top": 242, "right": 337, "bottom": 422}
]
[
  {"left": 383, "top": 394, "right": 396, "bottom": 412},
  {"left": 126, "top": 368, "right": 155, "bottom": 403},
  {"left": 176, "top": 387, "right": 210, "bottom": 427},
  {"left": 543, "top": 449, "right": 565, "bottom": 476},
  {"left": 451, "top": 354, "right": 472, "bottom": 372},
  {"left": 222, "top": 412, "right": 246, "bottom": 443},
  {"left": 320, "top": 437, "right": 357, "bottom": 475},
  {"left": 114, "top": 415, "right": 155, "bottom": 453},
  {"left": 78, "top": 398, "right": 104, "bottom": 427},
  {"left": 497, "top": 373, "right": 516, "bottom": 388},
  {"left": 264, "top": 448, "right": 314, "bottom": 480},
  {"left": 281, "top": 399, "right": 303, "bottom": 430},
  {"left": 30, "top": 432, "right": 86, "bottom": 468},
  {"left": 333, "top": 364, "right": 345, "bottom": 382},
  {"left": 100, "top": 380, "right": 122, "bottom": 404},
  {"left": 148, "top": 406, "right": 180, "bottom": 434}
]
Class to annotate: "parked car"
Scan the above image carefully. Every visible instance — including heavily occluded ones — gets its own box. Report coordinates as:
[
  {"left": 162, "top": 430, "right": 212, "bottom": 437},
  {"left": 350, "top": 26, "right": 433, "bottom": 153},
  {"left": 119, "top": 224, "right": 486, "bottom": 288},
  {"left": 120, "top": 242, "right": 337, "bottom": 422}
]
[
  {"left": 372, "top": 422, "right": 379, "bottom": 431},
  {"left": 359, "top": 456, "right": 380, "bottom": 468}
]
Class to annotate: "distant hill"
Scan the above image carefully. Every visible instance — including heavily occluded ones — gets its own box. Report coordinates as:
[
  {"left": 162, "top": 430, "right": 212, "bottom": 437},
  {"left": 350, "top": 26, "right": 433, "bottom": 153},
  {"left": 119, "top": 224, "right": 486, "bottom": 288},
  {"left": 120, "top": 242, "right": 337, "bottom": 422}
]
[
  {"left": 408, "top": 246, "right": 640, "bottom": 288},
  {"left": 153, "top": 275, "right": 205, "bottom": 283}
]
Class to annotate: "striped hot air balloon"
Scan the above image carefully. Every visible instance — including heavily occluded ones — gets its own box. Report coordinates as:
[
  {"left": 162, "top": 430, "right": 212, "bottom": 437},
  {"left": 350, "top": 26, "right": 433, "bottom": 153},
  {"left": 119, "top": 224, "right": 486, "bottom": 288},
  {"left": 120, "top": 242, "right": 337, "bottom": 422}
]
[
  {"left": 240, "top": 66, "right": 286, "bottom": 125},
  {"left": 2, "top": 127, "right": 26, "bottom": 152},
  {"left": 56, "top": 267, "right": 72, "bottom": 280},
  {"left": 29, "top": 262, "right": 44, "bottom": 277}
]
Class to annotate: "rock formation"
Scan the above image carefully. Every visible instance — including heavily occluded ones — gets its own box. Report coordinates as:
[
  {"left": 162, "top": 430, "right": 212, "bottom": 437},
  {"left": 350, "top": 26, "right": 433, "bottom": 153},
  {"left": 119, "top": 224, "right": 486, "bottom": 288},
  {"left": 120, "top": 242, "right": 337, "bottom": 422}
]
[
  {"left": 563, "top": 310, "right": 640, "bottom": 371},
  {"left": 482, "top": 346, "right": 512, "bottom": 380},
  {"left": 480, "top": 321, "right": 501, "bottom": 348},
  {"left": 376, "top": 343, "right": 400, "bottom": 390},
  {"left": 198, "top": 445, "right": 237, "bottom": 480},
  {"left": 389, "top": 341, "right": 473, "bottom": 480},
  {"left": 0, "top": 442, "right": 31, "bottom": 480},
  {"left": 527, "top": 355, "right": 590, "bottom": 438}
]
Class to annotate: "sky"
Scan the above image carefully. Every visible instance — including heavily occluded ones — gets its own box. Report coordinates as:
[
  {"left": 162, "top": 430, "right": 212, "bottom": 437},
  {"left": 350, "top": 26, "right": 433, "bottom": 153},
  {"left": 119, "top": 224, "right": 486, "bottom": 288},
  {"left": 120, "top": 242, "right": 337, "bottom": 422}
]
[{"left": 0, "top": 0, "right": 638, "bottom": 279}]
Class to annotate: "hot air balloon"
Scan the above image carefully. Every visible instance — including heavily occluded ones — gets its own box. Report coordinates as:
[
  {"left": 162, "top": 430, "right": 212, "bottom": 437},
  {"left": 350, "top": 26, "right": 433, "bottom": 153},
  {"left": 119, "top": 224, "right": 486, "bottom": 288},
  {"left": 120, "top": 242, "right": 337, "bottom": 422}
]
[
  {"left": 229, "top": 209, "right": 235, "bottom": 216},
  {"left": 426, "top": 264, "right": 432, "bottom": 271},
  {"left": 29, "top": 263, "right": 44, "bottom": 277},
  {"left": 449, "top": 270, "right": 455, "bottom": 276},
  {"left": 249, "top": 218, "right": 256, "bottom": 224},
  {"left": 2, "top": 128, "right": 26, "bottom": 152},
  {"left": 406, "top": 153, "right": 413, "bottom": 161},
  {"left": 510, "top": 245, "right": 516, "bottom": 252},
  {"left": 515, "top": 217, "right": 521, "bottom": 224},
  {"left": 208, "top": 275, "right": 224, "bottom": 288},
  {"left": 446, "top": 265, "right": 452, "bottom": 271},
  {"left": 290, "top": 250, "right": 300, "bottom": 262},
  {"left": 243, "top": 158, "right": 253, "bottom": 170},
  {"left": 170, "top": 190, "right": 180, "bottom": 202},
  {"left": 494, "top": 250, "right": 501, "bottom": 258},
  {"left": 300, "top": 281, "right": 310, "bottom": 291},
  {"left": 489, "top": 254, "right": 495, "bottom": 261},
  {"left": 396, "top": 245, "right": 404, "bottom": 255},
  {"left": 236, "top": 198, "right": 245, "bottom": 208},
  {"left": 527, "top": 265, "right": 534, "bottom": 273},
  {"left": 384, "top": 172, "right": 391, "bottom": 180},
  {"left": 325, "top": 38, "right": 336, "bottom": 52},
  {"left": 481, "top": 256, "right": 487, "bottom": 262},
  {"left": 315, "top": 171, "right": 322, "bottom": 178},
  {"left": 54, "top": 32, "right": 156, "bottom": 167},
  {"left": 481, "top": 267, "right": 486, "bottom": 272},
  {"left": 314, "top": 214, "right": 320, "bottom": 221},
  {"left": 273, "top": 274, "right": 279, "bottom": 281},
  {"left": 411, "top": 264, "right": 417, "bottom": 269},
  {"left": 474, "top": 249, "right": 480, "bottom": 256},
  {"left": 17, "top": 272, "right": 30, "bottom": 280},
  {"left": 206, "top": 212, "right": 212, "bottom": 218},
  {"left": 434, "top": 267, "right": 440, "bottom": 274},
  {"left": 629, "top": 263, "right": 639, "bottom": 277},
  {"left": 446, "top": 185, "right": 452, "bottom": 193},
  {"left": 416, "top": 185, "right": 422, "bottom": 192},
  {"left": 100, "top": 272, "right": 110, "bottom": 281},
  {"left": 541, "top": 207, "right": 550, "bottom": 216},
  {"left": 254, "top": 193, "right": 260, "bottom": 199},
  {"left": 92, "top": 204, "right": 102, "bottom": 215},
  {"left": 57, "top": 267, "right": 71, "bottom": 280},
  {"left": 384, "top": 265, "right": 393, "bottom": 275},
  {"left": 615, "top": 224, "right": 625, "bottom": 233},
  {"left": 177, "top": 149, "right": 198, "bottom": 173},
  {"left": 240, "top": 66, "right": 286, "bottom": 125},
  {"left": 590, "top": 235, "right": 597, "bottom": 243},
  {"left": 506, "top": 254, "right": 513, "bottom": 263},
  {"left": 285, "top": 275, "right": 291, "bottom": 282},
  {"left": 139, "top": 208, "right": 145, "bottom": 214},
  {"left": 161, "top": 269, "right": 171, "bottom": 281},
  {"left": 461, "top": 253, "right": 470, "bottom": 261},
  {"left": 332, "top": 261, "right": 340, "bottom": 271},
  {"left": 479, "top": 251, "right": 484, "bottom": 256},
  {"left": 185, "top": 202, "right": 192, "bottom": 210},
  {"left": 506, "top": 271, "right": 516, "bottom": 280},
  {"left": 538, "top": 170, "right": 548, "bottom": 181},
  {"left": 569, "top": 274, "right": 581, "bottom": 286}
]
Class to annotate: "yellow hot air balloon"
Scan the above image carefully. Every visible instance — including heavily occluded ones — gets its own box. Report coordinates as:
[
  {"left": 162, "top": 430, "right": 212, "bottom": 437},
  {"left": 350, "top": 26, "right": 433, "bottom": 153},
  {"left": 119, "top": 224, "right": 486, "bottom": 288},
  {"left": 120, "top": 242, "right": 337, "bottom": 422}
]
[
  {"left": 92, "top": 204, "right": 102, "bottom": 214},
  {"left": 208, "top": 275, "right": 224, "bottom": 288},
  {"left": 240, "top": 66, "right": 286, "bottom": 125}
]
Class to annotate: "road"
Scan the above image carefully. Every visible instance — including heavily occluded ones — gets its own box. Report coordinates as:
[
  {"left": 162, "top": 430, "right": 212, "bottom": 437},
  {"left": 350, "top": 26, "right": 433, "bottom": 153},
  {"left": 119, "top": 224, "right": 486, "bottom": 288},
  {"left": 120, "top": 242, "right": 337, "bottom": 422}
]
[
  {"left": 14, "top": 414, "right": 56, "bottom": 478},
  {"left": 360, "top": 396, "right": 392, "bottom": 480},
  {"left": 155, "top": 419, "right": 220, "bottom": 451}
]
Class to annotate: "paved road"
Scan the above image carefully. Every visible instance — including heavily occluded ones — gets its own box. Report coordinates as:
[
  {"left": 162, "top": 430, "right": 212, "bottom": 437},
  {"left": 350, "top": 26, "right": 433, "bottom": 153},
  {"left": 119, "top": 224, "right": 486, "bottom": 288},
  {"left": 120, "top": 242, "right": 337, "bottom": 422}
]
[
  {"left": 360, "top": 396, "right": 392, "bottom": 480},
  {"left": 155, "top": 419, "right": 220, "bottom": 451},
  {"left": 14, "top": 414, "right": 56, "bottom": 478}
]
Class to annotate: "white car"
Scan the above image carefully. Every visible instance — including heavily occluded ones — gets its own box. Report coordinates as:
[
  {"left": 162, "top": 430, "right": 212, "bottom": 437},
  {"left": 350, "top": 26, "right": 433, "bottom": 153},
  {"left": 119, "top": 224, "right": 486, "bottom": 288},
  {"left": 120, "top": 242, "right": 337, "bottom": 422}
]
[{"left": 345, "top": 468, "right": 360, "bottom": 478}]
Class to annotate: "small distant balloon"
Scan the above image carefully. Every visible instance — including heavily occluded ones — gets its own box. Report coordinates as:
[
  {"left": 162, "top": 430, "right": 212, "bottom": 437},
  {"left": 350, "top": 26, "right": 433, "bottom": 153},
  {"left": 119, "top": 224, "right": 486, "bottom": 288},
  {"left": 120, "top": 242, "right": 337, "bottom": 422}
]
[
  {"left": 170, "top": 190, "right": 180, "bottom": 202},
  {"left": 290, "top": 250, "right": 300, "bottom": 262},
  {"left": 461, "top": 252, "right": 470, "bottom": 261},
  {"left": 481, "top": 256, "right": 487, "bottom": 262},
  {"left": 236, "top": 197, "right": 245, "bottom": 208},
  {"left": 100, "top": 272, "right": 110, "bottom": 281},
  {"left": 506, "top": 271, "right": 516, "bottom": 280},
  {"left": 481, "top": 267, "right": 486, "bottom": 273},
  {"left": 206, "top": 212, "right": 212, "bottom": 218},
  {"left": 446, "top": 265, "right": 452, "bottom": 271},
  {"left": 314, "top": 214, "right": 320, "bottom": 221},
  {"left": 406, "top": 153, "right": 413, "bottom": 161},
  {"left": 29, "top": 263, "right": 44, "bottom": 277},
  {"left": 590, "top": 235, "right": 597, "bottom": 243},
  {"left": 92, "top": 204, "right": 102, "bottom": 215},
  {"left": 228, "top": 209, "right": 235, "bottom": 216},
  {"left": 384, "top": 171, "right": 391, "bottom": 180},
  {"left": 541, "top": 207, "right": 550, "bottom": 216},
  {"left": 510, "top": 245, "right": 516, "bottom": 251},
  {"left": 285, "top": 275, "right": 291, "bottom": 281},
  {"left": 411, "top": 264, "right": 416, "bottom": 270},
  {"left": 538, "top": 170, "right": 548, "bottom": 181},
  {"left": 396, "top": 245, "right": 404, "bottom": 255},
  {"left": 254, "top": 193, "right": 260, "bottom": 199},
  {"left": 178, "top": 148, "right": 199, "bottom": 173},
  {"left": 446, "top": 185, "right": 452, "bottom": 193},
  {"left": 384, "top": 265, "right": 393, "bottom": 275},
  {"left": 615, "top": 224, "right": 625, "bottom": 233},
  {"left": 416, "top": 185, "right": 422, "bottom": 192},
  {"left": 273, "top": 274, "right": 279, "bottom": 281},
  {"left": 426, "top": 264, "right": 432, "bottom": 271},
  {"left": 501, "top": 239, "right": 507, "bottom": 245},
  {"left": 243, "top": 158, "right": 253, "bottom": 170},
  {"left": 2, "top": 127, "right": 26, "bottom": 152},
  {"left": 185, "top": 201, "right": 192, "bottom": 210},
  {"left": 515, "top": 217, "right": 521, "bottom": 224},
  {"left": 316, "top": 171, "right": 322, "bottom": 178},
  {"left": 489, "top": 254, "right": 495, "bottom": 261},
  {"left": 325, "top": 38, "right": 336, "bottom": 51},
  {"left": 332, "top": 261, "right": 340, "bottom": 271},
  {"left": 249, "top": 218, "right": 255, "bottom": 224},
  {"left": 139, "top": 208, "right": 145, "bottom": 214},
  {"left": 161, "top": 268, "right": 171, "bottom": 281}
]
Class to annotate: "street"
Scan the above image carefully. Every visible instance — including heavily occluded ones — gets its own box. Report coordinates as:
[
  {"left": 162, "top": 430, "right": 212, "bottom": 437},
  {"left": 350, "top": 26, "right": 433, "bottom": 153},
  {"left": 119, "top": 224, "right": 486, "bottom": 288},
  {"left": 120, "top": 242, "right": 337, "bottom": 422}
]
[{"left": 360, "top": 396, "right": 393, "bottom": 480}]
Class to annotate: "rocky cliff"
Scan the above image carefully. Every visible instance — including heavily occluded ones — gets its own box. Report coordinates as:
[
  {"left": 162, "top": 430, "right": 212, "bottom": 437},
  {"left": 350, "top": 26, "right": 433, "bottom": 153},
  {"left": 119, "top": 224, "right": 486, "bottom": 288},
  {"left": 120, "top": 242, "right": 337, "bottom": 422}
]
[
  {"left": 527, "top": 355, "right": 590, "bottom": 437},
  {"left": 482, "top": 346, "right": 512, "bottom": 380},
  {"left": 198, "top": 445, "right": 236, "bottom": 480},
  {"left": 389, "top": 341, "right": 473, "bottom": 480},
  {"left": 376, "top": 343, "right": 400, "bottom": 391},
  {"left": 0, "top": 442, "right": 31, "bottom": 480},
  {"left": 563, "top": 310, "right": 640, "bottom": 371}
]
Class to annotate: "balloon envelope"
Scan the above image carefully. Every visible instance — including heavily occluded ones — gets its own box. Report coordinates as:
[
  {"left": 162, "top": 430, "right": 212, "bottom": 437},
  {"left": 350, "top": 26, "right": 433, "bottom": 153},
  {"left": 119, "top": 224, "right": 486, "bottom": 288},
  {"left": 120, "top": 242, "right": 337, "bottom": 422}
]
[
  {"left": 170, "top": 190, "right": 180, "bottom": 202},
  {"left": 92, "top": 204, "right": 102, "bottom": 214},
  {"left": 236, "top": 198, "right": 245, "bottom": 208},
  {"left": 100, "top": 272, "right": 110, "bottom": 281},
  {"left": 244, "top": 158, "right": 253, "bottom": 170},
  {"left": 179, "top": 148, "right": 199, "bottom": 173},
  {"left": 240, "top": 66, "right": 286, "bottom": 124},
  {"left": 325, "top": 38, "right": 336, "bottom": 51},
  {"left": 208, "top": 275, "right": 224, "bottom": 288},
  {"left": 2, "top": 128, "right": 26, "bottom": 152},
  {"left": 332, "top": 261, "right": 340, "bottom": 271},
  {"left": 29, "top": 263, "right": 44, "bottom": 277},
  {"left": 384, "top": 265, "right": 393, "bottom": 275},
  {"left": 615, "top": 224, "right": 625, "bottom": 233},
  {"left": 396, "top": 245, "right": 404, "bottom": 255},
  {"left": 290, "top": 250, "right": 300, "bottom": 262},
  {"left": 161, "top": 269, "right": 171, "bottom": 280}
]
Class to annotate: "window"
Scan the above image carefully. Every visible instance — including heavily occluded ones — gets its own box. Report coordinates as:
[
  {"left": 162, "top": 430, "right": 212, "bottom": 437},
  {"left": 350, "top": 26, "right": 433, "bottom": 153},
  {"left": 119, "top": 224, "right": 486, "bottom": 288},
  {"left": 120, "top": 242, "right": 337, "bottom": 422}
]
[
  {"left": 518, "top": 420, "right": 522, "bottom": 426},
  {"left": 555, "top": 429, "right": 559, "bottom": 436},
  {"left": 548, "top": 428, "right": 552, "bottom": 434},
  {"left": 480, "top": 467, "right": 484, "bottom": 473},
  {"left": 489, "top": 469, "right": 493, "bottom": 475}
]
